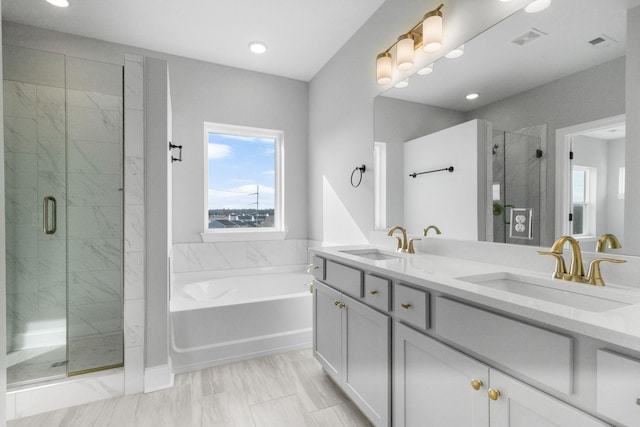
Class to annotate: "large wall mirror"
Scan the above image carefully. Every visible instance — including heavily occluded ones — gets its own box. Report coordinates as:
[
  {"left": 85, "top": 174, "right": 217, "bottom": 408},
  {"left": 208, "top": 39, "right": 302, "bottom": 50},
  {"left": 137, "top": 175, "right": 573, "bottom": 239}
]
[{"left": 374, "top": 0, "right": 639, "bottom": 255}]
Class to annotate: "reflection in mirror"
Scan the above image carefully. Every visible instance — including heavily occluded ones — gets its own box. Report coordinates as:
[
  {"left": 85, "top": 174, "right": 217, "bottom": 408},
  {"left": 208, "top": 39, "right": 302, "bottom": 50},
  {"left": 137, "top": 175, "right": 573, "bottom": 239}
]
[{"left": 374, "top": 0, "right": 639, "bottom": 254}]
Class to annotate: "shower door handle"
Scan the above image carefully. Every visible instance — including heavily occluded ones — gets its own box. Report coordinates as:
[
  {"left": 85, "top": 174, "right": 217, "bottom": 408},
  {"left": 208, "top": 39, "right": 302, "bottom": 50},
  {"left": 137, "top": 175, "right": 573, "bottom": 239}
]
[{"left": 43, "top": 196, "right": 57, "bottom": 235}]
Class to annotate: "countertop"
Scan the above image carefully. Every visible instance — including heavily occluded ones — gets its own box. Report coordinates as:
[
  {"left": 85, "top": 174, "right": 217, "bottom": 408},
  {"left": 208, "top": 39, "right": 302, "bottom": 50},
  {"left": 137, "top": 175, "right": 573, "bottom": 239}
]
[{"left": 310, "top": 245, "right": 640, "bottom": 352}]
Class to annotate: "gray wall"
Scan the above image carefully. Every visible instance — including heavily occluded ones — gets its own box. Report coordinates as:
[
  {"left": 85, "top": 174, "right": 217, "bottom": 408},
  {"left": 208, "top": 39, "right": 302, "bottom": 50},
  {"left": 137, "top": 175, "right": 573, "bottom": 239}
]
[{"left": 625, "top": 7, "right": 640, "bottom": 254}]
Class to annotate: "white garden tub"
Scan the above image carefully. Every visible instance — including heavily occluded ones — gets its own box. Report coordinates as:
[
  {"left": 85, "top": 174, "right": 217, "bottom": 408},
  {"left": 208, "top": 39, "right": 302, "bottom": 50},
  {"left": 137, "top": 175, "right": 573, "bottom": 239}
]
[{"left": 170, "top": 266, "right": 313, "bottom": 373}]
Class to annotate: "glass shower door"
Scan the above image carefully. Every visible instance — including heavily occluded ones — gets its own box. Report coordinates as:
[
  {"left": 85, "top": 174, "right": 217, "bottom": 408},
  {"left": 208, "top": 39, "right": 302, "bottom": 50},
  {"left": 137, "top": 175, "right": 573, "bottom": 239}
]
[{"left": 4, "top": 46, "right": 68, "bottom": 385}]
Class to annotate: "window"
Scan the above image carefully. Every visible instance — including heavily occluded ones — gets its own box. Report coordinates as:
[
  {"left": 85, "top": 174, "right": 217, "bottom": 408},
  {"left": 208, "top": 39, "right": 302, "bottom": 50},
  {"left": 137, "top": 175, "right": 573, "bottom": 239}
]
[
  {"left": 203, "top": 122, "right": 284, "bottom": 240},
  {"left": 571, "top": 166, "right": 596, "bottom": 236}
]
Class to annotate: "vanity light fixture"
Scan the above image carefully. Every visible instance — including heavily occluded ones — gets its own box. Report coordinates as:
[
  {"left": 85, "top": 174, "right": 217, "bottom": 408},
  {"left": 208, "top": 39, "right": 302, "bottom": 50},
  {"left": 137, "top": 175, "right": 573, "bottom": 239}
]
[
  {"left": 248, "top": 41, "right": 268, "bottom": 54},
  {"left": 466, "top": 92, "right": 479, "bottom": 100},
  {"left": 416, "top": 63, "right": 434, "bottom": 75},
  {"left": 395, "top": 78, "right": 410, "bottom": 89},
  {"left": 46, "top": 0, "right": 69, "bottom": 7},
  {"left": 445, "top": 44, "right": 464, "bottom": 59},
  {"left": 376, "top": 3, "right": 444, "bottom": 84},
  {"left": 525, "top": 0, "right": 551, "bottom": 13}
]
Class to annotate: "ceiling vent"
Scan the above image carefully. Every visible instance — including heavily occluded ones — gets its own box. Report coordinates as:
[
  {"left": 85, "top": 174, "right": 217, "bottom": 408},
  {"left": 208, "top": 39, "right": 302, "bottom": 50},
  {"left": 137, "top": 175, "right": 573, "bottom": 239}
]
[
  {"left": 511, "top": 28, "right": 547, "bottom": 46},
  {"left": 588, "top": 34, "right": 617, "bottom": 49}
]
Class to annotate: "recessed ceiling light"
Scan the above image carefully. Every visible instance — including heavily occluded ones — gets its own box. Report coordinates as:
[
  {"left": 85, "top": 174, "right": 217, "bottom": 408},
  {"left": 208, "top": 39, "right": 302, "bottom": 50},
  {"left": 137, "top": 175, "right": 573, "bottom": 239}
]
[
  {"left": 525, "top": 0, "right": 551, "bottom": 13},
  {"left": 416, "top": 64, "right": 434, "bottom": 75},
  {"left": 46, "top": 0, "right": 69, "bottom": 7},
  {"left": 395, "top": 79, "right": 409, "bottom": 89},
  {"left": 445, "top": 44, "right": 465, "bottom": 59},
  {"left": 249, "top": 41, "right": 268, "bottom": 54},
  {"left": 466, "top": 93, "right": 479, "bottom": 100}
]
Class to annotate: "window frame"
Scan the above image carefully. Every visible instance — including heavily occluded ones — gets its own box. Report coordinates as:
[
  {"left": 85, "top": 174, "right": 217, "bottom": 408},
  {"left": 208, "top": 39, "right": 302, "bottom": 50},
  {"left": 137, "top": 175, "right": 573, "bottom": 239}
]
[{"left": 201, "top": 122, "right": 285, "bottom": 242}]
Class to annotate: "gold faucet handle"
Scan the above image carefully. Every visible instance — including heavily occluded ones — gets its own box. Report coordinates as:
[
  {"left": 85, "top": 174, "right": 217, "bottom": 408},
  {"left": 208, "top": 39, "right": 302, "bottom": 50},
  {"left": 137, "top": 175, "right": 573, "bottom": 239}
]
[
  {"left": 393, "top": 236, "right": 404, "bottom": 252},
  {"left": 408, "top": 238, "right": 420, "bottom": 254},
  {"left": 586, "top": 258, "right": 626, "bottom": 286},
  {"left": 537, "top": 250, "right": 567, "bottom": 279}
]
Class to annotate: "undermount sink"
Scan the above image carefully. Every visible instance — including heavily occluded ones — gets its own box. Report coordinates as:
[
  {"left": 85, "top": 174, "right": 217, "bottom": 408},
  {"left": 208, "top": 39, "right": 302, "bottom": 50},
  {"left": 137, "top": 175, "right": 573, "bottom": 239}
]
[
  {"left": 456, "top": 272, "right": 640, "bottom": 312},
  {"left": 340, "top": 248, "right": 402, "bottom": 261}
]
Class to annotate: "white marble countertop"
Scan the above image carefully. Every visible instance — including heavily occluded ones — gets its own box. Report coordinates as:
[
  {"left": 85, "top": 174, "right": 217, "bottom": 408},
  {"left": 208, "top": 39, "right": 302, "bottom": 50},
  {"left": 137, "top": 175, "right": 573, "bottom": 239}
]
[{"left": 310, "top": 245, "right": 640, "bottom": 352}]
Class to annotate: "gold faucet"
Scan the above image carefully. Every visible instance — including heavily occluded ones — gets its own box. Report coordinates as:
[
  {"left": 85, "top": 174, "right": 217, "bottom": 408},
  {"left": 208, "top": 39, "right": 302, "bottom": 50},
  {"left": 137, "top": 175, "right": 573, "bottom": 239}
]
[
  {"left": 538, "top": 235, "right": 625, "bottom": 286},
  {"left": 388, "top": 226, "right": 414, "bottom": 253},
  {"left": 595, "top": 233, "right": 622, "bottom": 253},
  {"left": 423, "top": 225, "right": 441, "bottom": 236}
]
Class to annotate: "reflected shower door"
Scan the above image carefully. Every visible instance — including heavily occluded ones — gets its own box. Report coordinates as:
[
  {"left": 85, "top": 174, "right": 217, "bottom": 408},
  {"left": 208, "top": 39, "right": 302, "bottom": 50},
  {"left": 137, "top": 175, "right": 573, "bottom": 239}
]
[{"left": 65, "top": 56, "right": 124, "bottom": 374}]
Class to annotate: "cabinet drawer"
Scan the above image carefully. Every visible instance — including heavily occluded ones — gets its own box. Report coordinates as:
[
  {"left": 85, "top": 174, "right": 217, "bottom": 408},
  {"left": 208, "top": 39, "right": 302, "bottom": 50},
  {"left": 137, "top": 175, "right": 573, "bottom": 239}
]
[
  {"left": 394, "top": 284, "right": 430, "bottom": 330},
  {"left": 364, "top": 274, "right": 391, "bottom": 312},
  {"left": 597, "top": 349, "right": 640, "bottom": 426},
  {"left": 310, "top": 255, "right": 326, "bottom": 281},
  {"left": 435, "top": 297, "right": 572, "bottom": 395},
  {"left": 325, "top": 260, "right": 363, "bottom": 298}
]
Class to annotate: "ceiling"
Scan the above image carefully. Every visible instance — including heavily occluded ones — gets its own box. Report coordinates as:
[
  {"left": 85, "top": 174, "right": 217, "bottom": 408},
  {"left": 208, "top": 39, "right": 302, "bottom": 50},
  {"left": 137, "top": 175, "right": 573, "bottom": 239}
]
[
  {"left": 1, "top": 0, "right": 386, "bottom": 81},
  {"left": 382, "top": 0, "right": 640, "bottom": 112}
]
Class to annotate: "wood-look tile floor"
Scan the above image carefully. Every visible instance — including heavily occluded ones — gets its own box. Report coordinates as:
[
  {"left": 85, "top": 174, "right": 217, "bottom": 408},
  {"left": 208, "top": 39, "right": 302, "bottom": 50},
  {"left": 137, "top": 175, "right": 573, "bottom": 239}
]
[{"left": 8, "top": 349, "right": 374, "bottom": 427}]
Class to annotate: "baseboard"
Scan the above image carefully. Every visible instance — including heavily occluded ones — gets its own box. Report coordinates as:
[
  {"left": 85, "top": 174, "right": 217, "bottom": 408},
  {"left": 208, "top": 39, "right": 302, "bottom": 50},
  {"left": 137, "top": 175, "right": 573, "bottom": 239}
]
[{"left": 144, "top": 362, "right": 174, "bottom": 393}]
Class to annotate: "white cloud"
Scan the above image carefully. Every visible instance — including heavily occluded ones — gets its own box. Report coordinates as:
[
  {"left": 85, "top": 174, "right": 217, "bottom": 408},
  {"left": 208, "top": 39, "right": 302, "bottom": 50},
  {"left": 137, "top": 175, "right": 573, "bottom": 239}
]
[
  {"left": 208, "top": 185, "right": 275, "bottom": 209},
  {"left": 262, "top": 170, "right": 275, "bottom": 176},
  {"left": 208, "top": 143, "right": 232, "bottom": 159}
]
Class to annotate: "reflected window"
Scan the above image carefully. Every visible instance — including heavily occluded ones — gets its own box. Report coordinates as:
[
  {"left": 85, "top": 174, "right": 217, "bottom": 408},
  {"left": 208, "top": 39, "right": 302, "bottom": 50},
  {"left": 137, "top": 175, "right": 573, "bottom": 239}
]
[{"left": 571, "top": 166, "right": 596, "bottom": 236}]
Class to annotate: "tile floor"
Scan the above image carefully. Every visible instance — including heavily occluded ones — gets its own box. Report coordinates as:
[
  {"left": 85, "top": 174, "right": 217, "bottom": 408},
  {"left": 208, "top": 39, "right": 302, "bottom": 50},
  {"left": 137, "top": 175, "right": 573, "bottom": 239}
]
[{"left": 8, "top": 349, "right": 373, "bottom": 427}]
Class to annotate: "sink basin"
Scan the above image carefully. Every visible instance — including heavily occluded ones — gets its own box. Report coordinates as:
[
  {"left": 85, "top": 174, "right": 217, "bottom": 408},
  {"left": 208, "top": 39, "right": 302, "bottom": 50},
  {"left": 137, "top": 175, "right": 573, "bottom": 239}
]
[
  {"left": 340, "top": 248, "right": 402, "bottom": 261},
  {"left": 456, "top": 272, "right": 640, "bottom": 312}
]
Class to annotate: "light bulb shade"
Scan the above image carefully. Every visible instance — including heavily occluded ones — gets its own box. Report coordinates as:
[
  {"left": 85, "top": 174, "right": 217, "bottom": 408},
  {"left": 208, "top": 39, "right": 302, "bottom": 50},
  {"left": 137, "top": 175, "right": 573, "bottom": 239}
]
[
  {"left": 422, "top": 10, "right": 443, "bottom": 53},
  {"left": 416, "top": 63, "right": 434, "bottom": 75},
  {"left": 395, "top": 78, "right": 409, "bottom": 89},
  {"left": 396, "top": 34, "right": 415, "bottom": 71},
  {"left": 445, "top": 44, "right": 464, "bottom": 59},
  {"left": 376, "top": 53, "right": 393, "bottom": 85}
]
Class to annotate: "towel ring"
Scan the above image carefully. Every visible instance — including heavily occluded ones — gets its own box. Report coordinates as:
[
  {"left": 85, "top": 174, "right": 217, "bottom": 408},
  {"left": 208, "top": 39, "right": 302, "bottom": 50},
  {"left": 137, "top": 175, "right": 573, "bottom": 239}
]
[{"left": 351, "top": 165, "right": 366, "bottom": 188}]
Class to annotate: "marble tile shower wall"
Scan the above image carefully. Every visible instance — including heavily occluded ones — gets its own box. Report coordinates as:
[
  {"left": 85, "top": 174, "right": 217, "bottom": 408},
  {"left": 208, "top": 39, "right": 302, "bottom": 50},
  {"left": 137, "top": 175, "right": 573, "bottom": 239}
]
[
  {"left": 172, "top": 240, "right": 310, "bottom": 274},
  {"left": 65, "top": 87, "right": 123, "bottom": 340},
  {"left": 4, "top": 79, "right": 67, "bottom": 350}
]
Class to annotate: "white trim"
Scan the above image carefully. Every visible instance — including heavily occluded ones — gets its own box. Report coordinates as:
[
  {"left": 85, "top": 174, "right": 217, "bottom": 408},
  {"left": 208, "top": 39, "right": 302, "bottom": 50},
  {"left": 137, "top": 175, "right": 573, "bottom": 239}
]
[
  {"left": 143, "top": 363, "right": 174, "bottom": 393},
  {"left": 203, "top": 122, "right": 285, "bottom": 234},
  {"left": 373, "top": 142, "right": 387, "bottom": 230},
  {"left": 555, "top": 114, "right": 625, "bottom": 237}
]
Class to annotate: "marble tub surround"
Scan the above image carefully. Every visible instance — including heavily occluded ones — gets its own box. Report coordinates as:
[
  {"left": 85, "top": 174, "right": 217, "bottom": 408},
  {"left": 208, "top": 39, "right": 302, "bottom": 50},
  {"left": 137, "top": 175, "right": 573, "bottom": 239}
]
[
  {"left": 172, "top": 239, "right": 309, "bottom": 274},
  {"left": 311, "top": 243, "right": 640, "bottom": 352}
]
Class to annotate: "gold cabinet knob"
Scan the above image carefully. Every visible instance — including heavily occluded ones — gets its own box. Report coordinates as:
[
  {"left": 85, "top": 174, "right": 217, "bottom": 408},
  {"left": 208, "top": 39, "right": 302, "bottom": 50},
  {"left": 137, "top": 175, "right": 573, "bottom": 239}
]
[
  {"left": 488, "top": 389, "right": 501, "bottom": 401},
  {"left": 337, "top": 302, "right": 346, "bottom": 309},
  {"left": 369, "top": 290, "right": 379, "bottom": 296},
  {"left": 400, "top": 303, "right": 411, "bottom": 309},
  {"left": 334, "top": 300, "right": 341, "bottom": 306},
  {"left": 470, "top": 379, "right": 483, "bottom": 391}
]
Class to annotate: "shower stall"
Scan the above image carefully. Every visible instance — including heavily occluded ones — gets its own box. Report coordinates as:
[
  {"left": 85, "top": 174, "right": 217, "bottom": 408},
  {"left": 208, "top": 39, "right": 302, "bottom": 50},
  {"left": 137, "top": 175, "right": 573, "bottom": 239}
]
[
  {"left": 4, "top": 45, "right": 124, "bottom": 387},
  {"left": 491, "top": 129, "right": 543, "bottom": 246}
]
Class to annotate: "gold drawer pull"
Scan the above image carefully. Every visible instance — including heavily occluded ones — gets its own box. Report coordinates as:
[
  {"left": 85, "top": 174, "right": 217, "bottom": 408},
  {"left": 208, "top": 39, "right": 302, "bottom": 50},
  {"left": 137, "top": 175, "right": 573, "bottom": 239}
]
[
  {"left": 337, "top": 302, "right": 345, "bottom": 309},
  {"left": 334, "top": 300, "right": 341, "bottom": 306},
  {"left": 400, "top": 303, "right": 411, "bottom": 309},
  {"left": 369, "top": 290, "right": 379, "bottom": 295},
  {"left": 470, "top": 379, "right": 483, "bottom": 391},
  {"left": 488, "top": 389, "right": 501, "bottom": 401}
]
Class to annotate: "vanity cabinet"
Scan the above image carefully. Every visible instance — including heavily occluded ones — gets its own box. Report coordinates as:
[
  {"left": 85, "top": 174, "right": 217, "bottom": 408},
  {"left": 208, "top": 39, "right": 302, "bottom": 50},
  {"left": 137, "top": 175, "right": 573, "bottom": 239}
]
[
  {"left": 395, "top": 323, "right": 608, "bottom": 427},
  {"left": 313, "top": 279, "right": 391, "bottom": 427}
]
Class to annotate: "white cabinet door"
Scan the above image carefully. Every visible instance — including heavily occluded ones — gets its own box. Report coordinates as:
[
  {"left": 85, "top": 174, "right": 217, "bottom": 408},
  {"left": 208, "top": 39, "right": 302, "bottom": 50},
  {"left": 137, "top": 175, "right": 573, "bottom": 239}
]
[
  {"left": 489, "top": 370, "right": 610, "bottom": 427},
  {"left": 313, "top": 281, "right": 342, "bottom": 381},
  {"left": 394, "top": 323, "right": 490, "bottom": 427},
  {"left": 343, "top": 294, "right": 390, "bottom": 427}
]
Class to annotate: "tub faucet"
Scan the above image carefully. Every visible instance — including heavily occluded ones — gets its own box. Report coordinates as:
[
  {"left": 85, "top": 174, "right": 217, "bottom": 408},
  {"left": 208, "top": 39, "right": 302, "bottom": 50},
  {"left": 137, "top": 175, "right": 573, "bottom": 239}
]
[
  {"left": 388, "top": 226, "right": 409, "bottom": 253},
  {"left": 538, "top": 235, "right": 625, "bottom": 286},
  {"left": 595, "top": 233, "right": 622, "bottom": 253}
]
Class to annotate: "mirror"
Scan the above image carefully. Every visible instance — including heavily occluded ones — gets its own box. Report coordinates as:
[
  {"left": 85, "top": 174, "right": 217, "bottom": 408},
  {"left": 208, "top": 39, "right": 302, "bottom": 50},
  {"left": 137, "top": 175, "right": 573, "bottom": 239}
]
[{"left": 374, "top": 0, "right": 639, "bottom": 254}]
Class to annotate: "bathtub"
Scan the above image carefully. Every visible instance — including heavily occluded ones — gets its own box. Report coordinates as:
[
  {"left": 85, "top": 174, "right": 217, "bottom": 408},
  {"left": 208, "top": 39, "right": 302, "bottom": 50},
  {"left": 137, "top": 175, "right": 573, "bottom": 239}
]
[{"left": 170, "top": 266, "right": 313, "bottom": 373}]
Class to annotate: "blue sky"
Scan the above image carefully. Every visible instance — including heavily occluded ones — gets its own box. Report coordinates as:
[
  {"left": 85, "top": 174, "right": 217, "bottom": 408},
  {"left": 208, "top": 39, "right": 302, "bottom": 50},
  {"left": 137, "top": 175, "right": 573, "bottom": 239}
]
[{"left": 207, "top": 132, "right": 275, "bottom": 210}]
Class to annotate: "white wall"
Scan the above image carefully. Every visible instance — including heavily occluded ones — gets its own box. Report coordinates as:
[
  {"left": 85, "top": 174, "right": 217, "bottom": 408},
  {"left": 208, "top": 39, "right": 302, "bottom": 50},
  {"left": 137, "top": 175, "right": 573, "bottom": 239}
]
[
  {"left": 308, "top": 0, "right": 529, "bottom": 244},
  {"left": 625, "top": 6, "right": 640, "bottom": 255},
  {"left": 607, "top": 138, "right": 625, "bottom": 243},
  {"left": 403, "top": 119, "right": 487, "bottom": 239}
]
